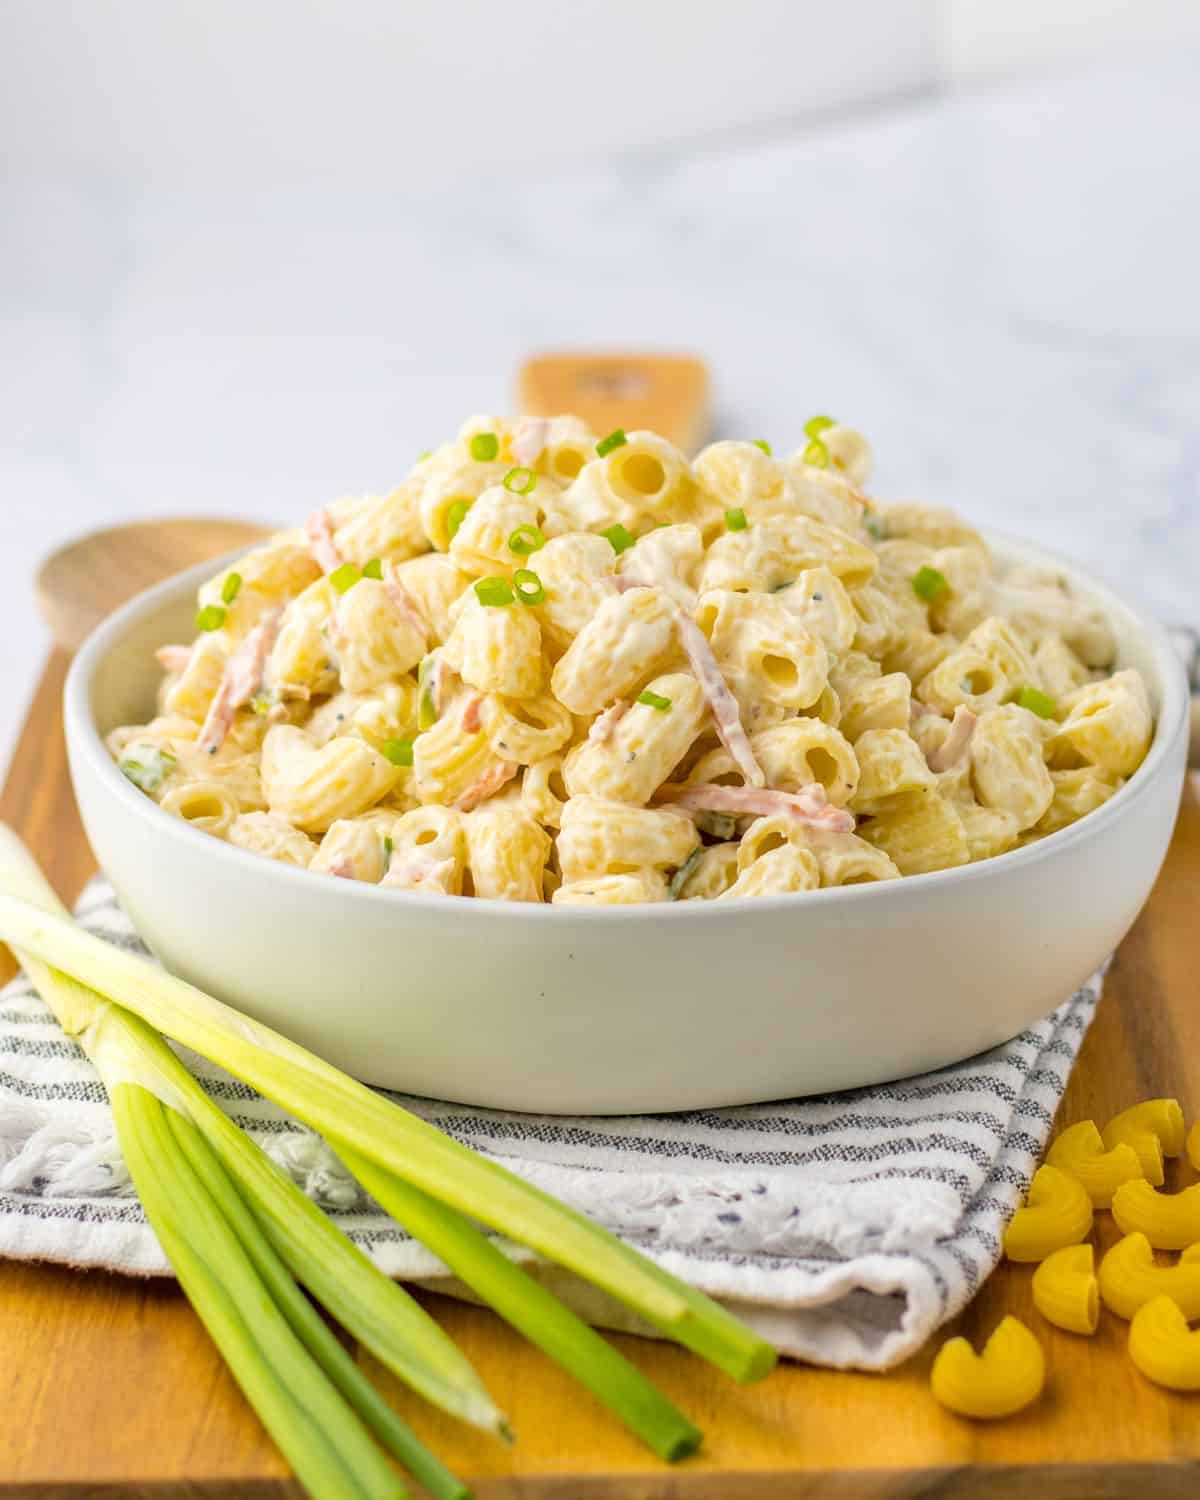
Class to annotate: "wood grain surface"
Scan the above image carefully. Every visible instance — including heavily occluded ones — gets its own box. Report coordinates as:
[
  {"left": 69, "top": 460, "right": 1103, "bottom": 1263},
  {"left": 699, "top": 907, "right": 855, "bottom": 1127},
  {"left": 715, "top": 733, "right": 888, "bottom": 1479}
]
[
  {"left": 1, "top": 656, "right": 1198, "bottom": 1496},
  {"left": 36, "top": 517, "right": 272, "bottom": 651}
]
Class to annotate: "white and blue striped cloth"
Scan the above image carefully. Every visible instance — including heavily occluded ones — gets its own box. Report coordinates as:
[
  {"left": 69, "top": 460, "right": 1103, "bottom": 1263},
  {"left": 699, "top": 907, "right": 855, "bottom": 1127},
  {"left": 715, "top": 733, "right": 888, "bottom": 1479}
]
[{"left": 0, "top": 878, "right": 1101, "bottom": 1369}]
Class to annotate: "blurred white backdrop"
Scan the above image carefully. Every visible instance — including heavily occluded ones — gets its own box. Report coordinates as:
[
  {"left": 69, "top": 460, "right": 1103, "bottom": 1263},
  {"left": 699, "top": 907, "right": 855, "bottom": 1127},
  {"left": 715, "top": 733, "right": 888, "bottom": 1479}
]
[{"left": 2, "top": 1, "right": 1199, "bottom": 772}]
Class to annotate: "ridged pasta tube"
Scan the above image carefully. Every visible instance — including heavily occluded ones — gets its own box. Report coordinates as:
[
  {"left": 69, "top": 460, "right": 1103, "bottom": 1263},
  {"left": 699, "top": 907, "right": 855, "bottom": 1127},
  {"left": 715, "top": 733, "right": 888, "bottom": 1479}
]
[
  {"left": 228, "top": 811, "right": 318, "bottom": 868},
  {"left": 551, "top": 588, "right": 677, "bottom": 716},
  {"left": 1048, "top": 669, "right": 1152, "bottom": 776},
  {"left": 1031, "top": 1244, "right": 1100, "bottom": 1335},
  {"left": 261, "top": 726, "right": 400, "bottom": 833},
  {"left": 441, "top": 591, "right": 543, "bottom": 698},
  {"left": 718, "top": 845, "right": 819, "bottom": 899},
  {"left": 1046, "top": 1119, "right": 1144, "bottom": 1208},
  {"left": 161, "top": 782, "right": 240, "bottom": 839},
  {"left": 1098, "top": 1233, "right": 1200, "bottom": 1320},
  {"left": 464, "top": 808, "right": 550, "bottom": 902},
  {"left": 1002, "top": 1165, "right": 1093, "bottom": 1263},
  {"left": 1111, "top": 1180, "right": 1200, "bottom": 1251},
  {"left": 563, "top": 674, "right": 707, "bottom": 805},
  {"left": 859, "top": 792, "right": 969, "bottom": 876},
  {"left": 552, "top": 871, "right": 669, "bottom": 905},
  {"left": 557, "top": 796, "right": 697, "bottom": 882},
  {"left": 930, "top": 1317, "right": 1045, "bottom": 1419},
  {"left": 1128, "top": 1294, "right": 1200, "bottom": 1391}
]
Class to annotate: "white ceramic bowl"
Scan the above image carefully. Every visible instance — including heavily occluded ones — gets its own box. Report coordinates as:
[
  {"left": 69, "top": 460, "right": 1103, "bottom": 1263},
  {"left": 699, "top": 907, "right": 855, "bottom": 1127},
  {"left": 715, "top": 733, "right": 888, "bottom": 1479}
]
[{"left": 65, "top": 536, "right": 1188, "bottom": 1114}]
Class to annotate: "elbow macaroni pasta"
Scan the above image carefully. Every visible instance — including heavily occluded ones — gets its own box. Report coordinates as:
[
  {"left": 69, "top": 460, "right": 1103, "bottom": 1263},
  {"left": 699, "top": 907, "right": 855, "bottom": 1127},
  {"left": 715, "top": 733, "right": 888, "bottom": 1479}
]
[
  {"left": 930, "top": 1317, "right": 1045, "bottom": 1420},
  {"left": 1031, "top": 1244, "right": 1100, "bottom": 1335},
  {"left": 109, "top": 412, "right": 1154, "bottom": 902},
  {"left": 1002, "top": 1165, "right": 1093, "bottom": 1263}
]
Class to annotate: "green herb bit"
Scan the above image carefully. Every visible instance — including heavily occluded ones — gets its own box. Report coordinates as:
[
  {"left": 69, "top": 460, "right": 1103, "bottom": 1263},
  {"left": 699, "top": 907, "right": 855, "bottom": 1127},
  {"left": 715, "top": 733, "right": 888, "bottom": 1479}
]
[
  {"left": 118, "top": 747, "right": 177, "bottom": 796},
  {"left": 596, "top": 428, "right": 627, "bottom": 457},
  {"left": 802, "top": 436, "right": 830, "bottom": 469},
  {"left": 475, "top": 576, "right": 515, "bottom": 608},
  {"left": 249, "top": 691, "right": 274, "bottom": 718},
  {"left": 383, "top": 736, "right": 415, "bottom": 767},
  {"left": 1015, "top": 684, "right": 1057, "bottom": 719},
  {"left": 362, "top": 557, "right": 384, "bottom": 580},
  {"left": 725, "top": 508, "right": 748, "bottom": 533},
  {"left": 469, "top": 432, "right": 499, "bottom": 462},
  {"left": 508, "top": 523, "right": 546, "bottom": 556},
  {"left": 503, "top": 467, "right": 537, "bottom": 496},
  {"left": 220, "top": 572, "right": 243, "bottom": 605},
  {"left": 637, "top": 690, "right": 672, "bottom": 712},
  {"left": 417, "top": 654, "right": 440, "bottom": 730},
  {"left": 328, "top": 562, "right": 361, "bottom": 595},
  {"left": 601, "top": 523, "right": 635, "bottom": 555},
  {"left": 512, "top": 568, "right": 545, "bottom": 607},
  {"left": 383, "top": 835, "right": 394, "bottom": 857},
  {"left": 751, "top": 439, "right": 772, "bottom": 456},
  {"left": 446, "top": 500, "right": 472, "bottom": 542},
  {"left": 195, "top": 604, "right": 227, "bottom": 632},
  {"left": 804, "top": 414, "right": 836, "bottom": 439},
  {"left": 668, "top": 848, "right": 704, "bottom": 901},
  {"left": 911, "top": 565, "right": 949, "bottom": 604},
  {"left": 417, "top": 449, "right": 432, "bottom": 462},
  {"left": 865, "top": 513, "right": 886, "bottom": 542}
]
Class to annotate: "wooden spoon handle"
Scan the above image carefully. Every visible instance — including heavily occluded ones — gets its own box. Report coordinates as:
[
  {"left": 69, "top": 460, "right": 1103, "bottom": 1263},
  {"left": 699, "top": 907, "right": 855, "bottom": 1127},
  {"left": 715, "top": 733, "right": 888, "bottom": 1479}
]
[{"left": 516, "top": 351, "right": 710, "bottom": 454}]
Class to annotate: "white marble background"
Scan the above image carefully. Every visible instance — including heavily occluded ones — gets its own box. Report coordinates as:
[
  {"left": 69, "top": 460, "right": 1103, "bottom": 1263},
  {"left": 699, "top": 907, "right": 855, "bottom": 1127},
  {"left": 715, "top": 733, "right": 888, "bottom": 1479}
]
[{"left": 3, "top": 53, "right": 1199, "bottom": 774}]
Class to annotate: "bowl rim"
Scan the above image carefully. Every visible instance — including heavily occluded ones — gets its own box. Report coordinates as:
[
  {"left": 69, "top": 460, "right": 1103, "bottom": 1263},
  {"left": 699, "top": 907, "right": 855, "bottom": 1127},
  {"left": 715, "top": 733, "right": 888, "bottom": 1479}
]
[{"left": 65, "top": 529, "right": 1189, "bottom": 923}]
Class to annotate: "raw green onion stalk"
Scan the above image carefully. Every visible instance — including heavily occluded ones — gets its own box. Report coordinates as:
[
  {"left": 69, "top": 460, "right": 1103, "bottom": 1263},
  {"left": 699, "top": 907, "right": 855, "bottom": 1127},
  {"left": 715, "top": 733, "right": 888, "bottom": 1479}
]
[
  {"left": 0, "top": 827, "right": 779, "bottom": 1491},
  {"left": 0, "top": 829, "right": 481, "bottom": 1500}
]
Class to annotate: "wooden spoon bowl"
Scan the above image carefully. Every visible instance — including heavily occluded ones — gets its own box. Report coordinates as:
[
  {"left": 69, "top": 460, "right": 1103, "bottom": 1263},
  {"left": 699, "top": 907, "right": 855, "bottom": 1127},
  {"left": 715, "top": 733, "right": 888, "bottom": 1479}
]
[{"left": 37, "top": 517, "right": 273, "bottom": 652}]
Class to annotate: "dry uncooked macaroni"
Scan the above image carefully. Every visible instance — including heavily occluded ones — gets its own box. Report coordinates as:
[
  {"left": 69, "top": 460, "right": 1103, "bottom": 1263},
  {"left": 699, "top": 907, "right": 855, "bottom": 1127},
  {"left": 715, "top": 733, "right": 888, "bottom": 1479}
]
[{"left": 110, "top": 414, "right": 1154, "bottom": 903}]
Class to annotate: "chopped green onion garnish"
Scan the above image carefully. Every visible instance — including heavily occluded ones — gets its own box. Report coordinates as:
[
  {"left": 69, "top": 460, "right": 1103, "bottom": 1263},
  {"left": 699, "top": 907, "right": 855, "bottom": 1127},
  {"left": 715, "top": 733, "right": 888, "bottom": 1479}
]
[
  {"left": 802, "top": 436, "right": 830, "bottom": 469},
  {"left": 596, "top": 428, "right": 627, "bottom": 457},
  {"left": 446, "top": 500, "right": 471, "bottom": 541},
  {"left": 804, "top": 414, "right": 835, "bottom": 439},
  {"left": 475, "top": 576, "right": 515, "bottom": 608},
  {"left": 1015, "top": 685, "right": 1057, "bottom": 719},
  {"left": 249, "top": 691, "right": 273, "bottom": 718},
  {"left": 865, "top": 513, "right": 886, "bottom": 542},
  {"left": 469, "top": 432, "right": 499, "bottom": 462},
  {"left": 383, "top": 736, "right": 415, "bottom": 767},
  {"left": 725, "top": 508, "right": 748, "bottom": 532},
  {"left": 770, "top": 580, "right": 793, "bottom": 593},
  {"left": 513, "top": 569, "right": 545, "bottom": 607},
  {"left": 383, "top": 835, "right": 393, "bottom": 857},
  {"left": 911, "top": 565, "right": 949, "bottom": 604},
  {"left": 668, "top": 848, "right": 704, "bottom": 901},
  {"left": 601, "top": 523, "right": 635, "bottom": 555},
  {"left": 329, "top": 562, "right": 361, "bottom": 595},
  {"left": 503, "top": 467, "right": 537, "bottom": 495},
  {"left": 417, "top": 653, "right": 440, "bottom": 729},
  {"left": 195, "top": 604, "right": 227, "bottom": 632},
  {"left": 118, "top": 748, "right": 177, "bottom": 796},
  {"left": 362, "top": 557, "right": 383, "bottom": 580},
  {"left": 220, "top": 572, "right": 242, "bottom": 605},
  {"left": 508, "top": 524, "right": 546, "bottom": 556},
  {"left": 417, "top": 449, "right": 432, "bottom": 462},
  {"left": 752, "top": 439, "right": 772, "bottom": 456},
  {"left": 637, "top": 690, "right": 672, "bottom": 712}
]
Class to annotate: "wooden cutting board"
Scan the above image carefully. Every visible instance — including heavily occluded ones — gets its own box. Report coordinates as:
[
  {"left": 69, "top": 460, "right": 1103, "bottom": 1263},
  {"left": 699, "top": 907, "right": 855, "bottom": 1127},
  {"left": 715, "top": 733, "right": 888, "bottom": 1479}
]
[{"left": 1, "top": 559, "right": 1199, "bottom": 1497}]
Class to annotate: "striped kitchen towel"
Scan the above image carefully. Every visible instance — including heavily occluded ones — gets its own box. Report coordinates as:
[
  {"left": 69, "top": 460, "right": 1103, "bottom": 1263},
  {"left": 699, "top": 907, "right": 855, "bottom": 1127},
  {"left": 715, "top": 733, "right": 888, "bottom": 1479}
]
[{"left": 0, "top": 878, "right": 1101, "bottom": 1370}]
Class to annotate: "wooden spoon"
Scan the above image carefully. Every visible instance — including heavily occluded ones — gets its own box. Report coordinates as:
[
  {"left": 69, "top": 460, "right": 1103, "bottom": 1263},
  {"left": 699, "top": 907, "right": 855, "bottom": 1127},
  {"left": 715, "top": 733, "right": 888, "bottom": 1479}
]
[{"left": 37, "top": 517, "right": 273, "bottom": 652}]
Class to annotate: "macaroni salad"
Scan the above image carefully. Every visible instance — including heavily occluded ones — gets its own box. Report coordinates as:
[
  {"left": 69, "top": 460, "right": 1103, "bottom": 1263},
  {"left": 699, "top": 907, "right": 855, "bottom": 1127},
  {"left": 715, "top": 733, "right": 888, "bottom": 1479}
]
[{"left": 109, "top": 414, "right": 1153, "bottom": 904}]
